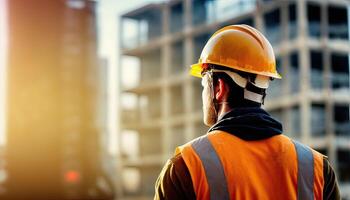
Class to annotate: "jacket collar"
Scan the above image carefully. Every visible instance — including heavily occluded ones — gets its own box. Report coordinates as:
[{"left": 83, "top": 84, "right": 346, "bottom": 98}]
[{"left": 208, "top": 107, "right": 283, "bottom": 140}]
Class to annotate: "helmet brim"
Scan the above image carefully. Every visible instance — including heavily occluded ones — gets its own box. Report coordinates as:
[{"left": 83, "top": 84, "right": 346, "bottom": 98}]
[
  {"left": 189, "top": 63, "right": 203, "bottom": 78},
  {"left": 190, "top": 62, "right": 282, "bottom": 79}
]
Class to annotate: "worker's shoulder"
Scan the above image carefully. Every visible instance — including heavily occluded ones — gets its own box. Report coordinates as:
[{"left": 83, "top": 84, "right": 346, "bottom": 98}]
[
  {"left": 175, "top": 134, "right": 209, "bottom": 155},
  {"left": 296, "top": 139, "right": 327, "bottom": 159},
  {"left": 170, "top": 152, "right": 185, "bottom": 166},
  {"left": 159, "top": 153, "right": 189, "bottom": 183},
  {"left": 157, "top": 154, "right": 185, "bottom": 182},
  {"left": 156, "top": 150, "right": 196, "bottom": 200}
]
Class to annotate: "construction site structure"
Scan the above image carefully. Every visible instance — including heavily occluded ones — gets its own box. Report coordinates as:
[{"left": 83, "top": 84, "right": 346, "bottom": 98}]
[
  {"left": 118, "top": 0, "right": 350, "bottom": 199},
  {"left": 3, "top": 0, "right": 114, "bottom": 199}
]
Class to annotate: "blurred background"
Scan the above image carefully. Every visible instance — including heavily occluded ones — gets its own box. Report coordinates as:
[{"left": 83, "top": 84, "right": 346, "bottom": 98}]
[{"left": 0, "top": 0, "right": 349, "bottom": 199}]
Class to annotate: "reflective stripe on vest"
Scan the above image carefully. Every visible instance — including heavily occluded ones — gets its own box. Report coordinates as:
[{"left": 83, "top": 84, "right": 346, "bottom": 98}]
[
  {"left": 192, "top": 136, "right": 229, "bottom": 200},
  {"left": 292, "top": 140, "right": 314, "bottom": 200},
  {"left": 191, "top": 136, "right": 315, "bottom": 200}
]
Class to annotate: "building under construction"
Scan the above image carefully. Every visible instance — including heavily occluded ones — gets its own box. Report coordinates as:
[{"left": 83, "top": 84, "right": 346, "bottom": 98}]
[
  {"left": 118, "top": 0, "right": 350, "bottom": 199},
  {"left": 3, "top": 0, "right": 114, "bottom": 199}
]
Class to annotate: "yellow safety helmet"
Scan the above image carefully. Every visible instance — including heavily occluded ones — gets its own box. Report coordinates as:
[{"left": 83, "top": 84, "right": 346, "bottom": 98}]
[{"left": 190, "top": 24, "right": 281, "bottom": 79}]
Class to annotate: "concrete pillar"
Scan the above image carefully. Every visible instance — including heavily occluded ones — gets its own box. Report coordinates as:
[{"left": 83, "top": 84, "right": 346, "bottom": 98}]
[
  {"left": 280, "top": 2, "right": 292, "bottom": 139},
  {"left": 184, "top": 0, "right": 192, "bottom": 30},
  {"left": 115, "top": 15, "right": 124, "bottom": 200},
  {"left": 161, "top": 4, "right": 172, "bottom": 159},
  {"left": 183, "top": 0, "right": 196, "bottom": 141},
  {"left": 297, "top": 0, "right": 311, "bottom": 143},
  {"left": 254, "top": 0, "right": 264, "bottom": 32},
  {"left": 281, "top": 1, "right": 289, "bottom": 41},
  {"left": 321, "top": 1, "right": 337, "bottom": 166}
]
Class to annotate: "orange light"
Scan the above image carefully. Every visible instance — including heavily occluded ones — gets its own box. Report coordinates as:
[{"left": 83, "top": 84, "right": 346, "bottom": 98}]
[{"left": 64, "top": 170, "right": 80, "bottom": 183}]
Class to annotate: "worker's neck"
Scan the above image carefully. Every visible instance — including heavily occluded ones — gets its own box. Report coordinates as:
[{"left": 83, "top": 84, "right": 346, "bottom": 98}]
[
  {"left": 216, "top": 101, "right": 262, "bottom": 121},
  {"left": 217, "top": 103, "right": 233, "bottom": 121}
]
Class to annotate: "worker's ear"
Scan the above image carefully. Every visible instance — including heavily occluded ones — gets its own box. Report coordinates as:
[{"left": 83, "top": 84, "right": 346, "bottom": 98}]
[{"left": 215, "top": 78, "right": 228, "bottom": 102}]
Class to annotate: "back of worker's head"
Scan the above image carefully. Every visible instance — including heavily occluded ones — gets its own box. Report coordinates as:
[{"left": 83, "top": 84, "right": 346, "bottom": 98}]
[
  {"left": 204, "top": 63, "right": 267, "bottom": 108},
  {"left": 192, "top": 25, "right": 281, "bottom": 126}
]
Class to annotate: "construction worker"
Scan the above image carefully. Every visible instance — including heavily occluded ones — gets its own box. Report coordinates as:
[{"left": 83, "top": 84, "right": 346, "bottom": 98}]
[{"left": 154, "top": 25, "right": 340, "bottom": 200}]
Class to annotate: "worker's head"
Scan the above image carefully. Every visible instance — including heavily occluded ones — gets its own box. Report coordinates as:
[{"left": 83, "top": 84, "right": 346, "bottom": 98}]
[
  {"left": 201, "top": 64, "right": 268, "bottom": 126},
  {"left": 191, "top": 24, "right": 281, "bottom": 127}
]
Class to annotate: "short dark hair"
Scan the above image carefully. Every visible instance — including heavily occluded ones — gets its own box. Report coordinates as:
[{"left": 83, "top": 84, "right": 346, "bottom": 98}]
[{"left": 207, "top": 64, "right": 265, "bottom": 107}]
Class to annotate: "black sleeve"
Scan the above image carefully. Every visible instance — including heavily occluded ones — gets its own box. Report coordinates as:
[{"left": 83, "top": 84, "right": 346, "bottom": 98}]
[
  {"left": 154, "top": 154, "right": 196, "bottom": 200},
  {"left": 323, "top": 157, "right": 341, "bottom": 200}
]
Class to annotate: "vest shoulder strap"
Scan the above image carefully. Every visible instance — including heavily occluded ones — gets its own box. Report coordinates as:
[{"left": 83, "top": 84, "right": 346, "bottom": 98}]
[
  {"left": 191, "top": 135, "right": 230, "bottom": 200},
  {"left": 292, "top": 140, "right": 315, "bottom": 200}
]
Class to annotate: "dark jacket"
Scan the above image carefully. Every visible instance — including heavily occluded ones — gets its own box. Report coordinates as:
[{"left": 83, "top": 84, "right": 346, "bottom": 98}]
[{"left": 154, "top": 107, "right": 340, "bottom": 200}]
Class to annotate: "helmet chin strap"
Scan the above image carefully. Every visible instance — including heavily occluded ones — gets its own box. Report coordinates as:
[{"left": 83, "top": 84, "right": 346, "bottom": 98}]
[
  {"left": 210, "top": 69, "right": 268, "bottom": 104},
  {"left": 206, "top": 71, "right": 219, "bottom": 122},
  {"left": 243, "top": 89, "right": 265, "bottom": 104},
  {"left": 217, "top": 102, "right": 230, "bottom": 105}
]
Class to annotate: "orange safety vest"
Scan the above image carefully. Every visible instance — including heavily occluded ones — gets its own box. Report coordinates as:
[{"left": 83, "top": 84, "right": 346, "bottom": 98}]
[{"left": 175, "top": 130, "right": 324, "bottom": 200}]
